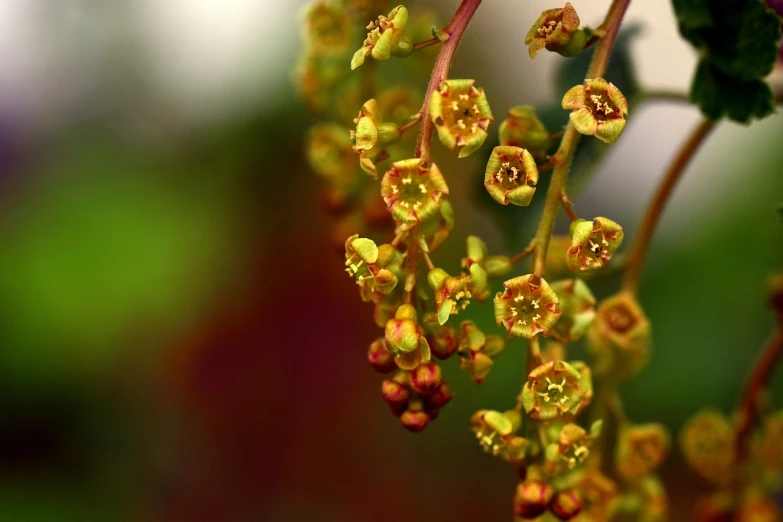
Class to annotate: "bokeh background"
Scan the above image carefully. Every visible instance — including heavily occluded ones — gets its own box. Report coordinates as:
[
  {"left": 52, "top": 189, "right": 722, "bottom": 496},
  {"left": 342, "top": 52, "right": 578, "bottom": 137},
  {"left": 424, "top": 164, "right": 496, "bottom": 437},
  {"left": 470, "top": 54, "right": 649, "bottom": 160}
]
[{"left": 0, "top": 1, "right": 781, "bottom": 521}]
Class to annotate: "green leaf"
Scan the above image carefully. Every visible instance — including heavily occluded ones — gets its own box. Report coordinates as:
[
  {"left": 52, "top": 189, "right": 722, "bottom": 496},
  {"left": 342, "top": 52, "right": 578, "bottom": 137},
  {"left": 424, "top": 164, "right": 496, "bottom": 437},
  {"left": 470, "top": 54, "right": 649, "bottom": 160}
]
[
  {"left": 690, "top": 60, "right": 775, "bottom": 123},
  {"left": 673, "top": 0, "right": 782, "bottom": 122}
]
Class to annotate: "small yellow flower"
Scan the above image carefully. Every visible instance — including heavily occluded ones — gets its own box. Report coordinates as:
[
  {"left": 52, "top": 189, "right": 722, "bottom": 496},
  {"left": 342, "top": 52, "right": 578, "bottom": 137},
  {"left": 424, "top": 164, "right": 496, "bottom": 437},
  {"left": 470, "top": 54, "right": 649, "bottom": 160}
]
[
  {"left": 567, "top": 217, "right": 624, "bottom": 272},
  {"left": 525, "top": 2, "right": 586, "bottom": 58},
  {"left": 429, "top": 79, "right": 494, "bottom": 158},
  {"left": 380, "top": 158, "right": 449, "bottom": 225},
  {"left": 351, "top": 5, "right": 412, "bottom": 69},
  {"left": 519, "top": 360, "right": 585, "bottom": 420},
  {"left": 494, "top": 274, "right": 562, "bottom": 339},
  {"left": 484, "top": 146, "right": 540, "bottom": 206},
  {"left": 562, "top": 78, "right": 629, "bottom": 143}
]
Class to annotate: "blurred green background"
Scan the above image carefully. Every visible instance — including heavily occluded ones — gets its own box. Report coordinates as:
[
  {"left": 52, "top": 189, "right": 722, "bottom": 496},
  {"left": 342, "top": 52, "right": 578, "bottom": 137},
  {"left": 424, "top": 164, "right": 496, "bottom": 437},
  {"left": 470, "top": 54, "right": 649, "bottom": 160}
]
[{"left": 0, "top": 1, "right": 781, "bottom": 521}]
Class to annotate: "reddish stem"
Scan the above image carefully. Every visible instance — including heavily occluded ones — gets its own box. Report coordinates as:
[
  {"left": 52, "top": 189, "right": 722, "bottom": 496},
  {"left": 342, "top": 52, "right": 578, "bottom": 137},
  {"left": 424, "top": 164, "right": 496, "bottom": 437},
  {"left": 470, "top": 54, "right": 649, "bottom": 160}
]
[
  {"left": 414, "top": 0, "right": 483, "bottom": 162},
  {"left": 735, "top": 330, "right": 783, "bottom": 461}
]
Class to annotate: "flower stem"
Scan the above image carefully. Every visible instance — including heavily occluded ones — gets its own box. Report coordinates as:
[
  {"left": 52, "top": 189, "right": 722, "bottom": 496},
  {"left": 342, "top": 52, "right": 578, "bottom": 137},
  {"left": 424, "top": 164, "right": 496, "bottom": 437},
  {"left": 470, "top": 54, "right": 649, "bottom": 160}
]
[
  {"left": 531, "top": 0, "right": 631, "bottom": 278},
  {"left": 413, "top": 37, "right": 441, "bottom": 52},
  {"left": 414, "top": 0, "right": 482, "bottom": 162},
  {"left": 510, "top": 238, "right": 536, "bottom": 265},
  {"left": 398, "top": 115, "right": 422, "bottom": 134},
  {"left": 621, "top": 118, "right": 716, "bottom": 294},
  {"left": 735, "top": 330, "right": 783, "bottom": 462},
  {"left": 560, "top": 190, "right": 578, "bottom": 222}
]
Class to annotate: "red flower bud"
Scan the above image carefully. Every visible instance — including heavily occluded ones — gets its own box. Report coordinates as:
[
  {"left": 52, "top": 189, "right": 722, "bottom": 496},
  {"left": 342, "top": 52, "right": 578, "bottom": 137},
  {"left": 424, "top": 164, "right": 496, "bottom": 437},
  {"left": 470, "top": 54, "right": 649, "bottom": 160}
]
[
  {"left": 400, "top": 406, "right": 431, "bottom": 432},
  {"left": 551, "top": 489, "right": 583, "bottom": 520},
  {"left": 423, "top": 382, "right": 453, "bottom": 410},
  {"left": 513, "top": 480, "right": 553, "bottom": 518},
  {"left": 381, "top": 378, "right": 409, "bottom": 415},
  {"left": 368, "top": 338, "right": 397, "bottom": 373},
  {"left": 411, "top": 362, "right": 442, "bottom": 395}
]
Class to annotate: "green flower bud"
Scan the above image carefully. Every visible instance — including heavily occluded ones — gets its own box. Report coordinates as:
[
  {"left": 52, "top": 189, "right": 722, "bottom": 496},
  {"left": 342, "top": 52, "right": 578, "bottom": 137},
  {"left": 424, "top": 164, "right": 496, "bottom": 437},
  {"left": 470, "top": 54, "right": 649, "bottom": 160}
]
[
  {"left": 484, "top": 146, "right": 540, "bottom": 206},
  {"left": 485, "top": 257, "right": 511, "bottom": 278},
  {"left": 616, "top": 424, "right": 670, "bottom": 481},
  {"left": 520, "top": 360, "right": 585, "bottom": 421},
  {"left": 420, "top": 198, "right": 454, "bottom": 252},
  {"left": 303, "top": 2, "right": 352, "bottom": 53},
  {"left": 306, "top": 124, "right": 358, "bottom": 186},
  {"left": 457, "top": 321, "right": 506, "bottom": 384},
  {"left": 513, "top": 479, "right": 554, "bottom": 518},
  {"left": 461, "top": 236, "right": 493, "bottom": 301},
  {"left": 471, "top": 409, "right": 530, "bottom": 463},
  {"left": 680, "top": 409, "right": 735, "bottom": 485},
  {"left": 381, "top": 158, "right": 449, "bottom": 225},
  {"left": 499, "top": 105, "right": 551, "bottom": 154},
  {"left": 351, "top": 5, "right": 412, "bottom": 70},
  {"left": 525, "top": 3, "right": 584, "bottom": 58},
  {"left": 551, "top": 489, "right": 583, "bottom": 520},
  {"left": 566, "top": 217, "right": 624, "bottom": 272},
  {"left": 428, "top": 269, "right": 473, "bottom": 325},
  {"left": 549, "top": 279, "right": 596, "bottom": 342},
  {"left": 429, "top": 79, "right": 494, "bottom": 158},
  {"left": 385, "top": 305, "right": 420, "bottom": 353},
  {"left": 586, "top": 292, "right": 650, "bottom": 378},
  {"left": 562, "top": 78, "right": 629, "bottom": 144},
  {"left": 494, "top": 274, "right": 563, "bottom": 339},
  {"left": 351, "top": 99, "right": 401, "bottom": 177}
]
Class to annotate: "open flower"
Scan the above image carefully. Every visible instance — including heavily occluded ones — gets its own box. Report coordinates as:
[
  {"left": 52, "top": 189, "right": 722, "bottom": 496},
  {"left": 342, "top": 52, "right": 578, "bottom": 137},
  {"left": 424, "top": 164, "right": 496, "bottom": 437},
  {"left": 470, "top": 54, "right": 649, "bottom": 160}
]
[
  {"left": 381, "top": 158, "right": 449, "bottom": 225},
  {"left": 458, "top": 321, "right": 505, "bottom": 384},
  {"left": 384, "top": 304, "right": 432, "bottom": 370},
  {"left": 351, "top": 99, "right": 401, "bottom": 177},
  {"left": 525, "top": 2, "right": 586, "bottom": 58},
  {"left": 550, "top": 279, "right": 597, "bottom": 341},
  {"left": 680, "top": 409, "right": 735, "bottom": 484},
  {"left": 520, "top": 360, "right": 585, "bottom": 420},
  {"left": 471, "top": 409, "right": 529, "bottom": 463},
  {"left": 587, "top": 292, "right": 650, "bottom": 378},
  {"left": 499, "top": 105, "right": 551, "bottom": 155},
  {"left": 562, "top": 78, "right": 629, "bottom": 143},
  {"left": 351, "top": 5, "right": 412, "bottom": 69},
  {"left": 616, "top": 423, "right": 670, "bottom": 481},
  {"left": 484, "top": 146, "right": 539, "bottom": 206},
  {"left": 429, "top": 79, "right": 494, "bottom": 158},
  {"left": 494, "top": 274, "right": 562, "bottom": 339},
  {"left": 344, "top": 235, "right": 398, "bottom": 301},
  {"left": 567, "top": 217, "right": 624, "bottom": 272},
  {"left": 545, "top": 421, "right": 601, "bottom": 474},
  {"left": 428, "top": 268, "right": 472, "bottom": 325}
]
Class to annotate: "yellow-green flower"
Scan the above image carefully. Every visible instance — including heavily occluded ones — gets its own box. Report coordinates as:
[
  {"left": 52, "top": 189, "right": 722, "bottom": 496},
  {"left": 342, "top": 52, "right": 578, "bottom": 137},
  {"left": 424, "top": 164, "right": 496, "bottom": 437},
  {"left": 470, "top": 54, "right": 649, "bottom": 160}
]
[
  {"left": 525, "top": 2, "right": 586, "bottom": 58},
  {"left": 351, "top": 99, "right": 401, "bottom": 177},
  {"left": 457, "top": 321, "right": 505, "bottom": 384},
  {"left": 680, "top": 409, "right": 735, "bottom": 484},
  {"left": 562, "top": 78, "right": 629, "bottom": 143},
  {"left": 484, "top": 146, "right": 539, "bottom": 206},
  {"left": 381, "top": 158, "right": 449, "bottom": 225},
  {"left": 616, "top": 424, "right": 670, "bottom": 481},
  {"left": 567, "top": 217, "right": 624, "bottom": 272},
  {"left": 429, "top": 79, "right": 494, "bottom": 158},
  {"left": 384, "top": 304, "right": 432, "bottom": 370},
  {"left": 351, "top": 5, "right": 412, "bottom": 69},
  {"left": 494, "top": 274, "right": 562, "bottom": 339},
  {"left": 428, "top": 268, "right": 472, "bottom": 325},
  {"left": 471, "top": 409, "right": 529, "bottom": 463},
  {"left": 498, "top": 105, "right": 551, "bottom": 155},
  {"left": 520, "top": 360, "right": 585, "bottom": 420},
  {"left": 550, "top": 279, "right": 596, "bottom": 341},
  {"left": 587, "top": 292, "right": 650, "bottom": 378}
]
